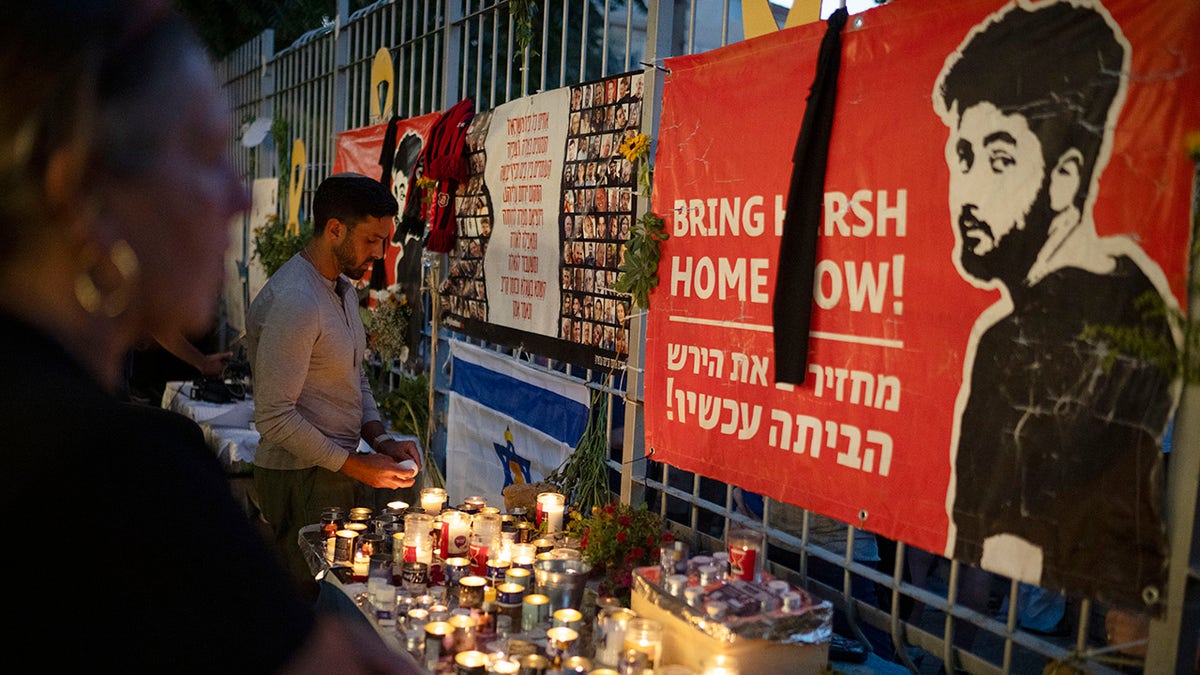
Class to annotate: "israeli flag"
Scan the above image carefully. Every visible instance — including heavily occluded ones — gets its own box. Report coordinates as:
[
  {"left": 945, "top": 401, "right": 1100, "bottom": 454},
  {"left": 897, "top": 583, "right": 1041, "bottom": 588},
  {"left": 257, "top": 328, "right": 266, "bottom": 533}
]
[{"left": 445, "top": 341, "right": 590, "bottom": 507}]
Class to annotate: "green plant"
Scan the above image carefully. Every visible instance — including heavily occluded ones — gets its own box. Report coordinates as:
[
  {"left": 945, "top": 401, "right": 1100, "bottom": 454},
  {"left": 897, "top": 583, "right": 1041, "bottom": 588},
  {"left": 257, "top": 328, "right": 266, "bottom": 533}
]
[
  {"left": 545, "top": 380, "right": 611, "bottom": 515},
  {"left": 510, "top": 0, "right": 539, "bottom": 92},
  {"left": 251, "top": 214, "right": 311, "bottom": 277},
  {"left": 374, "top": 371, "right": 445, "bottom": 489},
  {"left": 573, "top": 501, "right": 671, "bottom": 603},
  {"left": 613, "top": 133, "right": 668, "bottom": 308}
]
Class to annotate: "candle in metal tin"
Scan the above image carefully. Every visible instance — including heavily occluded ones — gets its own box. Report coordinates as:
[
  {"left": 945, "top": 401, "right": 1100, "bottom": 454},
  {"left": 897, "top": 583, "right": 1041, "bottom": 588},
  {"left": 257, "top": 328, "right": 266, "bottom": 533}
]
[
  {"left": 384, "top": 500, "right": 410, "bottom": 516},
  {"left": 705, "top": 599, "right": 728, "bottom": 621},
  {"left": 345, "top": 521, "right": 369, "bottom": 535},
  {"left": 453, "top": 649, "right": 488, "bottom": 675},
  {"left": 486, "top": 558, "right": 511, "bottom": 585},
  {"left": 495, "top": 582, "right": 526, "bottom": 605},
  {"left": 588, "top": 670, "right": 619, "bottom": 675},
  {"left": 505, "top": 566, "right": 532, "bottom": 590},
  {"left": 463, "top": 495, "right": 487, "bottom": 513},
  {"left": 427, "top": 604, "right": 450, "bottom": 622},
  {"left": 458, "top": 575, "right": 488, "bottom": 610},
  {"left": 522, "top": 593, "right": 550, "bottom": 633},
  {"left": 711, "top": 550, "right": 731, "bottom": 578},
  {"left": 406, "top": 607, "right": 430, "bottom": 630},
  {"left": 349, "top": 506, "right": 373, "bottom": 523},
  {"left": 531, "top": 538, "right": 555, "bottom": 556},
  {"left": 333, "top": 528, "right": 358, "bottom": 565},
  {"left": 559, "top": 655, "right": 592, "bottom": 673},
  {"left": 781, "top": 590, "right": 804, "bottom": 612},
  {"left": 424, "top": 621, "right": 453, "bottom": 671},
  {"left": 552, "top": 607, "right": 583, "bottom": 632},
  {"left": 490, "top": 655, "right": 520, "bottom": 674},
  {"left": 697, "top": 563, "right": 720, "bottom": 587},
  {"left": 688, "top": 554, "right": 713, "bottom": 578},
  {"left": 514, "top": 521, "right": 535, "bottom": 544},
  {"left": 684, "top": 585, "right": 706, "bottom": 609},
  {"left": 509, "top": 506, "right": 530, "bottom": 524},
  {"left": 663, "top": 573, "right": 688, "bottom": 598},
  {"left": 443, "top": 556, "right": 471, "bottom": 587},
  {"left": 371, "top": 513, "right": 398, "bottom": 536},
  {"left": 660, "top": 540, "right": 688, "bottom": 576},
  {"left": 358, "top": 532, "right": 385, "bottom": 559},
  {"left": 402, "top": 561, "right": 430, "bottom": 590},
  {"left": 391, "top": 532, "right": 406, "bottom": 565},
  {"left": 545, "top": 626, "right": 579, "bottom": 663},
  {"left": 478, "top": 506, "right": 502, "bottom": 516},
  {"left": 518, "top": 653, "right": 550, "bottom": 675},
  {"left": 495, "top": 582, "right": 525, "bottom": 626},
  {"left": 449, "top": 612, "right": 478, "bottom": 653}
]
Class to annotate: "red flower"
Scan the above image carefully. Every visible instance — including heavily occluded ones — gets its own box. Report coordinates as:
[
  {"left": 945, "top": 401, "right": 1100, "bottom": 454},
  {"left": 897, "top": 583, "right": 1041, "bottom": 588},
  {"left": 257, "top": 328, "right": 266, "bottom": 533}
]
[
  {"left": 645, "top": 534, "right": 656, "bottom": 547},
  {"left": 662, "top": 531, "right": 674, "bottom": 543},
  {"left": 619, "top": 515, "right": 632, "bottom": 527},
  {"left": 629, "top": 546, "right": 645, "bottom": 561},
  {"left": 617, "top": 531, "right": 627, "bottom": 543}
]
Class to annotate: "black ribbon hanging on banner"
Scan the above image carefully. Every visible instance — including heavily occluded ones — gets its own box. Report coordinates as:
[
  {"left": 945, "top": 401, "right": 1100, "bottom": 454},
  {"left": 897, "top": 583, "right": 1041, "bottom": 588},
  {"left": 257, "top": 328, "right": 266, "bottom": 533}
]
[{"left": 772, "top": 7, "right": 848, "bottom": 384}]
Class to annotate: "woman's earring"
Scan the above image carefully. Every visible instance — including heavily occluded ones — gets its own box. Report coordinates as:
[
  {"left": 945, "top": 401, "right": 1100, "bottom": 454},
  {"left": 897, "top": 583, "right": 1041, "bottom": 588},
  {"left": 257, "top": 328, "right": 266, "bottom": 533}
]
[{"left": 74, "top": 240, "right": 140, "bottom": 317}]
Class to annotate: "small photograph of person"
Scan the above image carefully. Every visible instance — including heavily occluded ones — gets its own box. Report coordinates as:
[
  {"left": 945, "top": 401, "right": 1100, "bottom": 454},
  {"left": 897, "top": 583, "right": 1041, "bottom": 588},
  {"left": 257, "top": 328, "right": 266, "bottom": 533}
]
[
  {"left": 601, "top": 134, "right": 613, "bottom": 159},
  {"left": 576, "top": 189, "right": 589, "bottom": 213},
  {"left": 616, "top": 300, "right": 628, "bottom": 327},
  {"left": 615, "top": 105, "right": 628, "bottom": 131},
  {"left": 563, "top": 190, "right": 574, "bottom": 213},
  {"left": 561, "top": 268, "right": 572, "bottom": 290},
  {"left": 584, "top": 242, "right": 597, "bottom": 267},
  {"left": 570, "top": 112, "right": 581, "bottom": 135},
  {"left": 621, "top": 159, "right": 634, "bottom": 184},
  {"left": 562, "top": 317, "right": 572, "bottom": 337},
  {"left": 589, "top": 135, "right": 601, "bottom": 159},
  {"left": 606, "top": 78, "right": 617, "bottom": 105},
  {"left": 567, "top": 138, "right": 578, "bottom": 162},
  {"left": 595, "top": 187, "right": 608, "bottom": 213},
  {"left": 563, "top": 241, "right": 575, "bottom": 265},
  {"left": 571, "top": 86, "right": 582, "bottom": 110},
  {"left": 461, "top": 218, "right": 478, "bottom": 238},
  {"left": 563, "top": 214, "right": 575, "bottom": 240},
  {"left": 573, "top": 268, "right": 584, "bottom": 289},
  {"left": 572, "top": 322, "right": 582, "bottom": 343},
  {"left": 629, "top": 101, "right": 642, "bottom": 128},
  {"left": 619, "top": 190, "right": 632, "bottom": 213},
  {"left": 573, "top": 241, "right": 585, "bottom": 266},
  {"left": 597, "top": 216, "right": 609, "bottom": 240},
  {"left": 582, "top": 214, "right": 596, "bottom": 239},
  {"left": 583, "top": 83, "right": 593, "bottom": 108},
  {"left": 605, "top": 106, "right": 615, "bottom": 129},
  {"left": 591, "top": 108, "right": 605, "bottom": 131},
  {"left": 633, "top": 73, "right": 644, "bottom": 100},
  {"left": 480, "top": 216, "right": 492, "bottom": 237},
  {"left": 585, "top": 162, "right": 598, "bottom": 186},
  {"left": 597, "top": 241, "right": 608, "bottom": 267},
  {"left": 616, "top": 327, "right": 628, "bottom": 354},
  {"left": 618, "top": 76, "right": 630, "bottom": 101},
  {"left": 582, "top": 322, "right": 593, "bottom": 346},
  {"left": 580, "top": 110, "right": 591, "bottom": 134}
]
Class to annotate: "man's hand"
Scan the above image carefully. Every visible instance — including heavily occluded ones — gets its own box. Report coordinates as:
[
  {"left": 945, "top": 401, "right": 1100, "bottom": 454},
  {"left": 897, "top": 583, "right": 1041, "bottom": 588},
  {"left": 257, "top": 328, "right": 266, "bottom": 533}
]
[
  {"left": 376, "top": 438, "right": 422, "bottom": 472},
  {"left": 340, "top": 452, "right": 418, "bottom": 489}
]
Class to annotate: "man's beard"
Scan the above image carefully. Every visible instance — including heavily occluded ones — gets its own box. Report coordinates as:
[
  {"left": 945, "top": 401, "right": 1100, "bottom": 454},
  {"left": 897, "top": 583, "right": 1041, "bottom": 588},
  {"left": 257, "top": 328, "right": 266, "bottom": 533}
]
[
  {"left": 335, "top": 238, "right": 369, "bottom": 280},
  {"left": 958, "top": 183, "right": 1055, "bottom": 287}
]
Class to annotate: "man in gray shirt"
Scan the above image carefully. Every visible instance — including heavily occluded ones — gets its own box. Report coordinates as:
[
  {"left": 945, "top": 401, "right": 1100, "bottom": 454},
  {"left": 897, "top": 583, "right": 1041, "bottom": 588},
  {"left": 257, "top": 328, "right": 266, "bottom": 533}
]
[{"left": 248, "top": 173, "right": 421, "bottom": 591}]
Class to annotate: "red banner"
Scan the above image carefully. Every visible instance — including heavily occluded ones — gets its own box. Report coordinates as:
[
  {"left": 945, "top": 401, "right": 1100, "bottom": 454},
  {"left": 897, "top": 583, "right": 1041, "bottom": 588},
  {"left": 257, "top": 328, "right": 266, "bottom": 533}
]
[
  {"left": 333, "top": 114, "right": 439, "bottom": 291},
  {"left": 646, "top": 0, "right": 1198, "bottom": 608}
]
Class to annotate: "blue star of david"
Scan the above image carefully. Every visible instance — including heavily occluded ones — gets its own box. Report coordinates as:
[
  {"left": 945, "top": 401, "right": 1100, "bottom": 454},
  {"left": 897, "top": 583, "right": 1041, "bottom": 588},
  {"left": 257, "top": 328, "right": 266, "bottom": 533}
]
[{"left": 493, "top": 427, "right": 532, "bottom": 487}]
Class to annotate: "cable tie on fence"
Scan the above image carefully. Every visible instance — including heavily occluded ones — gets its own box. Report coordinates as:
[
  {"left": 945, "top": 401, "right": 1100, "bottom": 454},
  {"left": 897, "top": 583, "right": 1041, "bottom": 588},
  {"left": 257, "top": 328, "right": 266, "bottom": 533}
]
[
  {"left": 639, "top": 60, "right": 670, "bottom": 75},
  {"left": 623, "top": 447, "right": 655, "bottom": 465}
]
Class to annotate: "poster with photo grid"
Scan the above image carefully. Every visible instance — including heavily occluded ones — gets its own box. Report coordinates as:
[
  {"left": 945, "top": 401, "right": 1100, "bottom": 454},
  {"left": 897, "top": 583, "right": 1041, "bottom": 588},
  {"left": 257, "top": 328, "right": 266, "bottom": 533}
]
[{"left": 440, "top": 71, "right": 644, "bottom": 370}]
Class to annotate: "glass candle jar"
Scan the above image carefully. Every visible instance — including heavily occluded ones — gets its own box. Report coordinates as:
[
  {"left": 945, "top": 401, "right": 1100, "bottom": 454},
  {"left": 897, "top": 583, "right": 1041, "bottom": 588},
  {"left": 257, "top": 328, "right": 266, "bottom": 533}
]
[
  {"left": 470, "top": 512, "right": 503, "bottom": 575},
  {"left": 421, "top": 487, "right": 448, "bottom": 515},
  {"left": 623, "top": 618, "right": 663, "bottom": 671},
  {"left": 726, "top": 528, "right": 764, "bottom": 582},
  {"left": 535, "top": 492, "right": 566, "bottom": 534},
  {"left": 441, "top": 510, "right": 472, "bottom": 558}
]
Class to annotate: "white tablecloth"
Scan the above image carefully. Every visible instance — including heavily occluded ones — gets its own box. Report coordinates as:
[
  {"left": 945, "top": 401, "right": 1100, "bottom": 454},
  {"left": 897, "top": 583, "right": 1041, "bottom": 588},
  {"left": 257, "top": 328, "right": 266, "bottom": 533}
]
[{"left": 161, "top": 380, "right": 255, "bottom": 428}]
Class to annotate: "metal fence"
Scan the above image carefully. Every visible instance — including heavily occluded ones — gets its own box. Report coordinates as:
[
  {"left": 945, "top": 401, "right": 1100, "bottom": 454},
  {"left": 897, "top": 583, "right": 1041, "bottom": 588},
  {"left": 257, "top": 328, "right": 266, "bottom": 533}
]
[{"left": 217, "top": 1, "right": 1199, "bottom": 672}]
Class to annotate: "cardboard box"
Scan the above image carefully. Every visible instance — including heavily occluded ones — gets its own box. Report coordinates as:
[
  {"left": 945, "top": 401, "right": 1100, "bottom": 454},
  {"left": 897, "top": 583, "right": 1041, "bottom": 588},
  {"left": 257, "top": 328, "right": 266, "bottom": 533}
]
[{"left": 631, "top": 567, "right": 831, "bottom": 674}]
